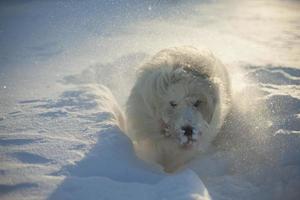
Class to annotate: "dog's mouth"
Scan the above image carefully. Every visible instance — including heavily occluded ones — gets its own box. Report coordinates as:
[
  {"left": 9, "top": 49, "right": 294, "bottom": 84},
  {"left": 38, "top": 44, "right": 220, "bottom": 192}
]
[{"left": 178, "top": 132, "right": 199, "bottom": 149}]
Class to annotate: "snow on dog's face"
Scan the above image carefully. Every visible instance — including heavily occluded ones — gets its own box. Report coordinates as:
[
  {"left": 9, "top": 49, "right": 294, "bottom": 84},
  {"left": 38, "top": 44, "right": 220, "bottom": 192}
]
[{"left": 159, "top": 70, "right": 217, "bottom": 149}]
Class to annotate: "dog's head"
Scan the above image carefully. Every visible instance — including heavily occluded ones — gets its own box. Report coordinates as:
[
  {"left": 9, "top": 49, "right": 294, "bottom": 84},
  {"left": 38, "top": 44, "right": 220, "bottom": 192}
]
[{"left": 158, "top": 67, "right": 218, "bottom": 150}]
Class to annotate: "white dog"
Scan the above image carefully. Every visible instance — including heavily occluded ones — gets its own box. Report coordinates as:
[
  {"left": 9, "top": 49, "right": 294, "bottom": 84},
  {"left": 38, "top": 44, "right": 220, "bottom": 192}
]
[{"left": 126, "top": 47, "right": 231, "bottom": 172}]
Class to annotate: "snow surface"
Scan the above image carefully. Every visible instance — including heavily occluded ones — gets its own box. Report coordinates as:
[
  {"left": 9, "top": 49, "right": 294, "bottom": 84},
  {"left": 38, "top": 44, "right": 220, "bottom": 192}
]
[{"left": 1, "top": 0, "right": 300, "bottom": 199}]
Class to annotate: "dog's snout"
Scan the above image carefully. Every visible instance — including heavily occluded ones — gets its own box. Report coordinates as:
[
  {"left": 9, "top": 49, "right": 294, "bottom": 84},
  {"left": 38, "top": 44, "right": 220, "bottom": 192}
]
[{"left": 181, "top": 125, "right": 193, "bottom": 136}]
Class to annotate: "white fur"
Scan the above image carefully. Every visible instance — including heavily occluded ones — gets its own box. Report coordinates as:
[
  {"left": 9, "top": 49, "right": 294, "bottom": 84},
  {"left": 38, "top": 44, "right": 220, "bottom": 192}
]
[{"left": 126, "top": 46, "right": 231, "bottom": 172}]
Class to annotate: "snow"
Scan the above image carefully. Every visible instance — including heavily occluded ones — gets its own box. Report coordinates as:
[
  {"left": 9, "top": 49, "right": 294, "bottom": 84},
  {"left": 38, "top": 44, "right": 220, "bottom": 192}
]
[{"left": 1, "top": 0, "right": 300, "bottom": 199}]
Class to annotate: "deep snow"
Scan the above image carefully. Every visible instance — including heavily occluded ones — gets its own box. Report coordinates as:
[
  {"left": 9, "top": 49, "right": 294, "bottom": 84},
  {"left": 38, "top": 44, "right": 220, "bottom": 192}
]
[{"left": 1, "top": 0, "right": 300, "bottom": 200}]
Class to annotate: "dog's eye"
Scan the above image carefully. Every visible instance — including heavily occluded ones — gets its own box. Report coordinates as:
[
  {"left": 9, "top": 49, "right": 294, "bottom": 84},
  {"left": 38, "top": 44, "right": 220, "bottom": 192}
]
[
  {"left": 193, "top": 100, "right": 202, "bottom": 107},
  {"left": 169, "top": 101, "right": 177, "bottom": 108}
]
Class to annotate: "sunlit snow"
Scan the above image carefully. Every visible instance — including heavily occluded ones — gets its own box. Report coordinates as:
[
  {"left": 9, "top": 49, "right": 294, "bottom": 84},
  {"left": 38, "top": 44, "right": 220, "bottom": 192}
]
[{"left": 1, "top": 0, "right": 300, "bottom": 199}]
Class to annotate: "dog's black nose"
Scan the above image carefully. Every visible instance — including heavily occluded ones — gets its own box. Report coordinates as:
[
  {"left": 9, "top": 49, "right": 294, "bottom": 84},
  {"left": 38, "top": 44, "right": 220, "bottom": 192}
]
[{"left": 181, "top": 125, "right": 193, "bottom": 136}]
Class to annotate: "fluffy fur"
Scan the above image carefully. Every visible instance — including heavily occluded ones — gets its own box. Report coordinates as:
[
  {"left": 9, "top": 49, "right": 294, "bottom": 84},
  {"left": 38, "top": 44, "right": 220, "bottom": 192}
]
[{"left": 126, "top": 47, "right": 231, "bottom": 172}]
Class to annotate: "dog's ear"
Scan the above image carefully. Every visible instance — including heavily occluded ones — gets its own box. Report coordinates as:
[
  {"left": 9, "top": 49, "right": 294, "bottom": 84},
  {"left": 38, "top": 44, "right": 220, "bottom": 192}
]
[
  {"left": 201, "top": 84, "right": 218, "bottom": 124},
  {"left": 201, "top": 98, "right": 215, "bottom": 123}
]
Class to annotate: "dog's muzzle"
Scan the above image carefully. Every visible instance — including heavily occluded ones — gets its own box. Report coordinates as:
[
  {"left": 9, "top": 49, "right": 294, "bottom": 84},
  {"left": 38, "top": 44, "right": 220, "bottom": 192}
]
[
  {"left": 160, "top": 120, "right": 201, "bottom": 148},
  {"left": 179, "top": 125, "right": 201, "bottom": 147}
]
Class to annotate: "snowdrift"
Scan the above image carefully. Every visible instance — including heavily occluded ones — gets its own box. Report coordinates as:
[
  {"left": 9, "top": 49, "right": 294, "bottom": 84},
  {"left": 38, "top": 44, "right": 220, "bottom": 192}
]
[{"left": 48, "top": 86, "right": 211, "bottom": 200}]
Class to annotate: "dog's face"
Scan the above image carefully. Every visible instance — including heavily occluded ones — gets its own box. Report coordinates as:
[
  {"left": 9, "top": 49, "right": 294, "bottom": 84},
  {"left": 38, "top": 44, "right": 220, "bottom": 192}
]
[{"left": 159, "top": 77, "right": 217, "bottom": 150}]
